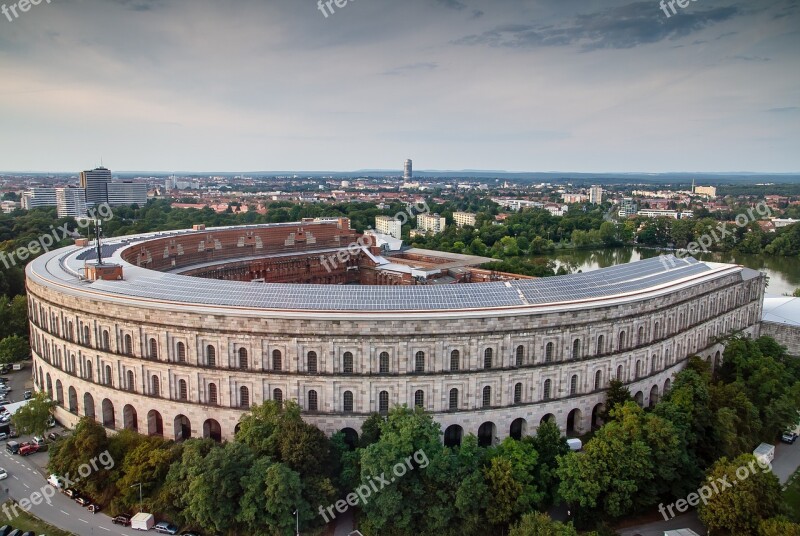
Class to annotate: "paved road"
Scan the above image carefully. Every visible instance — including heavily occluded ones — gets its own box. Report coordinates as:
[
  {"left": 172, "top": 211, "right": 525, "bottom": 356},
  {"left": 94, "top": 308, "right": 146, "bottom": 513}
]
[{"left": 771, "top": 439, "right": 799, "bottom": 484}]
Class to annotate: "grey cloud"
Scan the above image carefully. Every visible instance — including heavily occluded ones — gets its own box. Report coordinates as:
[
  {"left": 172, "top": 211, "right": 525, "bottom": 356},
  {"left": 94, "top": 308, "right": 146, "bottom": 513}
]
[
  {"left": 436, "top": 0, "right": 467, "bottom": 10},
  {"left": 382, "top": 62, "right": 439, "bottom": 76}
]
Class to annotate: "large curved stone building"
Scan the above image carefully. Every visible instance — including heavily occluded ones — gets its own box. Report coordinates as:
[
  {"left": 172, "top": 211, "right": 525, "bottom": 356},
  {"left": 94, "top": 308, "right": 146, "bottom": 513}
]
[{"left": 26, "top": 219, "right": 766, "bottom": 445}]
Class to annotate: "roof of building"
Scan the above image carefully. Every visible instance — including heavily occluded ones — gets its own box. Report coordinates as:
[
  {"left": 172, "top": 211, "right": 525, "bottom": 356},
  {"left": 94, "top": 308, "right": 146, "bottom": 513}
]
[
  {"left": 762, "top": 296, "right": 800, "bottom": 326},
  {"left": 26, "top": 225, "right": 760, "bottom": 318}
]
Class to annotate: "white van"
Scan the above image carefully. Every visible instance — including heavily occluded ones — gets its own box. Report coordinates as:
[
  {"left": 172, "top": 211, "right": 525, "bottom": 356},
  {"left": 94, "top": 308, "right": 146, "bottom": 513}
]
[{"left": 567, "top": 438, "right": 582, "bottom": 451}]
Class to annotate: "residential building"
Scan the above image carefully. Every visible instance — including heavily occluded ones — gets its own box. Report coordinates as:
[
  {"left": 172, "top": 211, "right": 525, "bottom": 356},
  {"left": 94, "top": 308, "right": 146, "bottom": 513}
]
[
  {"left": 403, "top": 159, "right": 413, "bottom": 180},
  {"left": 453, "top": 211, "right": 477, "bottom": 228},
  {"left": 589, "top": 185, "right": 603, "bottom": 204},
  {"left": 619, "top": 198, "right": 637, "bottom": 218},
  {"left": 545, "top": 204, "right": 569, "bottom": 217},
  {"left": 107, "top": 181, "right": 148, "bottom": 206},
  {"left": 693, "top": 185, "right": 717, "bottom": 198},
  {"left": 375, "top": 215, "right": 403, "bottom": 239},
  {"left": 562, "top": 193, "right": 587, "bottom": 203},
  {"left": 417, "top": 213, "right": 446, "bottom": 234},
  {"left": 56, "top": 187, "right": 87, "bottom": 218},
  {"left": 637, "top": 209, "right": 693, "bottom": 220}
]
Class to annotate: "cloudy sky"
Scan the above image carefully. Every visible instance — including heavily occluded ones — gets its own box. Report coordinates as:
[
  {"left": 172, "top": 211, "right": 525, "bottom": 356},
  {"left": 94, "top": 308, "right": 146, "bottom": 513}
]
[{"left": 0, "top": 0, "right": 798, "bottom": 173}]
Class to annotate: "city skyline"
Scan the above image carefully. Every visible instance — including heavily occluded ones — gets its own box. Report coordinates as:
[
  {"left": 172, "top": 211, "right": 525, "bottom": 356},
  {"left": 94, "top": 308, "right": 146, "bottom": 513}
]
[{"left": 0, "top": 0, "right": 798, "bottom": 173}]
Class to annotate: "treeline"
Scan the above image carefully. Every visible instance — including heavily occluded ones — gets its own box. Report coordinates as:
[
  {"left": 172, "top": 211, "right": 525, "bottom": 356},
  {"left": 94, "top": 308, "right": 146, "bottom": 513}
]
[{"left": 44, "top": 336, "right": 800, "bottom": 535}]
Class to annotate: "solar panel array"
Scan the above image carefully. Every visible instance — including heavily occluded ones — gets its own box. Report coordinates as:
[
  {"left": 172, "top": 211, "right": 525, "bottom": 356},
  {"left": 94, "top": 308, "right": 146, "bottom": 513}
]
[{"left": 85, "top": 254, "right": 715, "bottom": 312}]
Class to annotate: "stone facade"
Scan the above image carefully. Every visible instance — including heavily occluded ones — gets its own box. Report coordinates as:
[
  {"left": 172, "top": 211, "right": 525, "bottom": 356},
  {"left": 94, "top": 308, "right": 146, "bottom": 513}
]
[
  {"left": 760, "top": 321, "right": 800, "bottom": 356},
  {"left": 27, "top": 257, "right": 765, "bottom": 445}
]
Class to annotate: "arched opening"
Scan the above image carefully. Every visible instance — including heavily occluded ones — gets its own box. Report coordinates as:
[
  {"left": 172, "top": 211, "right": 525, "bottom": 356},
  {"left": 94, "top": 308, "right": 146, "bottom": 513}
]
[
  {"left": 178, "top": 379, "right": 188, "bottom": 401},
  {"left": 147, "top": 410, "right": 163, "bottom": 436},
  {"left": 483, "top": 348, "right": 493, "bottom": 369},
  {"left": 151, "top": 375, "right": 160, "bottom": 397},
  {"left": 513, "top": 382, "right": 523, "bottom": 404},
  {"left": 240, "top": 386, "right": 250, "bottom": 408},
  {"left": 341, "top": 427, "right": 359, "bottom": 450},
  {"left": 664, "top": 378, "right": 671, "bottom": 392},
  {"left": 174, "top": 414, "right": 191, "bottom": 441},
  {"left": 482, "top": 386, "right": 492, "bottom": 408},
  {"left": 127, "top": 370, "right": 135, "bottom": 392},
  {"left": 596, "top": 335, "right": 604, "bottom": 356},
  {"left": 203, "top": 419, "right": 222, "bottom": 442},
  {"left": 102, "top": 399, "right": 115, "bottom": 429},
  {"left": 510, "top": 418, "right": 527, "bottom": 440},
  {"left": 238, "top": 348, "right": 248, "bottom": 369},
  {"left": 378, "top": 390, "right": 389, "bottom": 414},
  {"left": 450, "top": 350, "right": 459, "bottom": 371},
  {"left": 477, "top": 421, "right": 496, "bottom": 447},
  {"left": 83, "top": 392, "right": 95, "bottom": 419},
  {"left": 68, "top": 387, "right": 78, "bottom": 413},
  {"left": 515, "top": 345, "right": 524, "bottom": 366},
  {"left": 124, "top": 334, "right": 132, "bottom": 355},
  {"left": 342, "top": 351, "right": 354, "bottom": 373},
  {"left": 572, "top": 339, "right": 581, "bottom": 359},
  {"left": 308, "top": 390, "right": 318, "bottom": 411},
  {"left": 634, "top": 391, "right": 644, "bottom": 407},
  {"left": 149, "top": 338, "right": 158, "bottom": 359},
  {"left": 415, "top": 351, "right": 425, "bottom": 372},
  {"left": 307, "top": 351, "right": 318, "bottom": 373},
  {"left": 591, "top": 403, "right": 604, "bottom": 429},
  {"left": 545, "top": 342, "right": 554, "bottom": 362},
  {"left": 123, "top": 404, "right": 138, "bottom": 431},
  {"left": 273, "top": 388, "right": 283, "bottom": 405},
  {"left": 414, "top": 389, "right": 425, "bottom": 409},
  {"left": 379, "top": 352, "right": 389, "bottom": 374},
  {"left": 343, "top": 390, "right": 354, "bottom": 413},
  {"left": 177, "top": 342, "right": 186, "bottom": 363},
  {"left": 566, "top": 408, "right": 582, "bottom": 436},
  {"left": 206, "top": 345, "right": 216, "bottom": 367},
  {"left": 208, "top": 383, "right": 218, "bottom": 405},
  {"left": 46, "top": 374, "right": 53, "bottom": 399},
  {"left": 543, "top": 379, "right": 552, "bottom": 400},
  {"left": 649, "top": 385, "right": 659, "bottom": 408},
  {"left": 444, "top": 424, "right": 463, "bottom": 448},
  {"left": 55, "top": 380, "right": 64, "bottom": 406}
]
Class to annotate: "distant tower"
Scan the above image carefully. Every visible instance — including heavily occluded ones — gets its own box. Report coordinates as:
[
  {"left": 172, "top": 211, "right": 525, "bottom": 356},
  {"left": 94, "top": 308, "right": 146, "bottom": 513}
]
[
  {"left": 403, "top": 159, "right": 413, "bottom": 180},
  {"left": 80, "top": 166, "right": 112, "bottom": 207}
]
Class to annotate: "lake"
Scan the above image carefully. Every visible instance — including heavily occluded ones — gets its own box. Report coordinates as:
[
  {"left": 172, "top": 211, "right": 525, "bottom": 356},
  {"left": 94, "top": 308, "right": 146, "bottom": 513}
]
[{"left": 537, "top": 247, "right": 800, "bottom": 296}]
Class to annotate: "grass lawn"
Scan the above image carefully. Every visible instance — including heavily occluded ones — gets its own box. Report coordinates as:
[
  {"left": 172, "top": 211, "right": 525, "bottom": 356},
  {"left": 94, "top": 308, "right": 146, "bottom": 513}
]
[
  {"left": 783, "top": 467, "right": 800, "bottom": 522},
  {"left": 0, "top": 500, "right": 75, "bottom": 535}
]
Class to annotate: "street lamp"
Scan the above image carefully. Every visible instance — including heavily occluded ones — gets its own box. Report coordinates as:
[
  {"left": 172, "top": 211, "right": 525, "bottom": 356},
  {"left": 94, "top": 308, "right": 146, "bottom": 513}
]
[
  {"left": 292, "top": 508, "right": 299, "bottom": 536},
  {"left": 130, "top": 483, "right": 143, "bottom": 512}
]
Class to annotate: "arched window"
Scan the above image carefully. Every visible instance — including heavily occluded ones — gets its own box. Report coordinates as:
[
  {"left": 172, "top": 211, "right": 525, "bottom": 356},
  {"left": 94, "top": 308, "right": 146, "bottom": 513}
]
[
  {"left": 483, "top": 348, "right": 493, "bottom": 369},
  {"left": 635, "top": 360, "right": 641, "bottom": 378},
  {"left": 308, "top": 390, "right": 318, "bottom": 411},
  {"left": 206, "top": 345, "right": 216, "bottom": 367},
  {"left": 617, "top": 364, "right": 623, "bottom": 380},
  {"left": 619, "top": 331, "right": 626, "bottom": 350},
  {"left": 545, "top": 342, "right": 554, "bottom": 363},
  {"left": 482, "top": 386, "right": 492, "bottom": 408},
  {"left": 343, "top": 352, "right": 354, "bottom": 374},
  {"left": 343, "top": 391, "right": 354, "bottom": 413},
  {"left": 83, "top": 325, "right": 90, "bottom": 346},
  {"left": 85, "top": 361, "right": 93, "bottom": 381},
  {"left": 570, "top": 375, "right": 578, "bottom": 395},
  {"left": 654, "top": 322, "right": 660, "bottom": 339},
  {"left": 272, "top": 349, "right": 282, "bottom": 371},
  {"left": 414, "top": 389, "right": 424, "bottom": 408},
  {"left": 68, "top": 321, "right": 74, "bottom": 341},
  {"left": 127, "top": 370, "right": 135, "bottom": 392},
  {"left": 514, "top": 383, "right": 522, "bottom": 404},
  {"left": 273, "top": 388, "right": 283, "bottom": 405},
  {"left": 595, "top": 370, "right": 602, "bottom": 390},
  {"left": 379, "top": 391, "right": 389, "bottom": 414},
  {"left": 208, "top": 383, "right": 218, "bottom": 405},
  {"left": 179, "top": 379, "right": 188, "bottom": 400},
  {"left": 240, "top": 386, "right": 250, "bottom": 408},
  {"left": 379, "top": 352, "right": 389, "bottom": 374},
  {"left": 238, "top": 348, "right": 248, "bottom": 369},
  {"left": 543, "top": 379, "right": 552, "bottom": 400},
  {"left": 102, "top": 330, "right": 110, "bottom": 351},
  {"left": 638, "top": 326, "right": 645, "bottom": 345},
  {"left": 449, "top": 388, "right": 459, "bottom": 410},
  {"left": 572, "top": 339, "right": 581, "bottom": 359},
  {"left": 177, "top": 342, "right": 186, "bottom": 363},
  {"left": 515, "top": 345, "right": 524, "bottom": 366},
  {"left": 596, "top": 335, "right": 604, "bottom": 356},
  {"left": 149, "top": 338, "right": 158, "bottom": 359},
  {"left": 308, "top": 351, "right": 318, "bottom": 373},
  {"left": 450, "top": 350, "right": 460, "bottom": 371},
  {"left": 415, "top": 351, "right": 425, "bottom": 372},
  {"left": 105, "top": 365, "right": 112, "bottom": 386},
  {"left": 124, "top": 334, "right": 132, "bottom": 356}
]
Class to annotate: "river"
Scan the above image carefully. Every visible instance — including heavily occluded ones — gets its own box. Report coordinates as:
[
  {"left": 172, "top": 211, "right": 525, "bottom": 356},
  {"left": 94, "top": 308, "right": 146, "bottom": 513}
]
[{"left": 538, "top": 247, "right": 800, "bottom": 296}]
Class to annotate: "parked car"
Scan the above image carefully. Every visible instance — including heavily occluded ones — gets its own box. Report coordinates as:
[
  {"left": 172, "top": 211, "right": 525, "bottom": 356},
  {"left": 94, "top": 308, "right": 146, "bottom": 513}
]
[
  {"left": 782, "top": 431, "right": 798, "bottom": 444},
  {"left": 6, "top": 529, "right": 23, "bottom": 536},
  {"left": 0, "top": 525, "right": 12, "bottom": 536},
  {"left": 19, "top": 532, "right": 34, "bottom": 536},
  {"left": 179, "top": 532, "right": 201, "bottom": 536},
  {"left": 154, "top": 522, "right": 179, "bottom": 535},
  {"left": 47, "top": 431, "right": 61, "bottom": 441},
  {"left": 63, "top": 488, "right": 77, "bottom": 498},
  {"left": 23, "top": 391, "right": 31, "bottom": 400},
  {"left": 0, "top": 433, "right": 8, "bottom": 442},
  {"left": 0, "top": 468, "right": 7, "bottom": 480},
  {"left": 74, "top": 496, "right": 91, "bottom": 506},
  {"left": 5, "top": 441, "right": 19, "bottom": 455},
  {"left": 18, "top": 443, "right": 38, "bottom": 456},
  {"left": 112, "top": 514, "right": 132, "bottom": 526},
  {"left": 87, "top": 503, "right": 101, "bottom": 513}
]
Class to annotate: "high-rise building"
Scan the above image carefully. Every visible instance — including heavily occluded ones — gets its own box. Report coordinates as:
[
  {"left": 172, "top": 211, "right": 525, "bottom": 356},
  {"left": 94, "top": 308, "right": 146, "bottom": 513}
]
[
  {"left": 375, "top": 215, "right": 402, "bottom": 239},
  {"left": 619, "top": 198, "right": 637, "bottom": 218},
  {"left": 417, "top": 213, "right": 445, "bottom": 234},
  {"left": 21, "top": 187, "right": 57, "bottom": 210},
  {"left": 56, "top": 187, "right": 87, "bottom": 218},
  {"left": 403, "top": 159, "right": 413, "bottom": 180},
  {"left": 453, "top": 211, "right": 477, "bottom": 228},
  {"left": 694, "top": 185, "right": 717, "bottom": 198},
  {"left": 589, "top": 185, "right": 603, "bottom": 204},
  {"left": 107, "top": 181, "right": 148, "bottom": 206},
  {"left": 80, "top": 167, "right": 112, "bottom": 207}
]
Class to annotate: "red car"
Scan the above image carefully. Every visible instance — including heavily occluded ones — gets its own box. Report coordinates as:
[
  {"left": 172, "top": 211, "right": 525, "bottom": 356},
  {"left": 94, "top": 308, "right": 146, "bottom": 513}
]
[{"left": 19, "top": 443, "right": 39, "bottom": 456}]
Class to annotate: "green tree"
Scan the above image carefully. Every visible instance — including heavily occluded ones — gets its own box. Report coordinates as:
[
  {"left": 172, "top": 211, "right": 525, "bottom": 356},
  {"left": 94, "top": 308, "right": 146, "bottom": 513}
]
[
  {"left": 600, "top": 379, "right": 632, "bottom": 422},
  {"left": 697, "top": 454, "right": 783, "bottom": 535},
  {"left": 527, "top": 420, "right": 568, "bottom": 506},
  {"left": 0, "top": 335, "right": 30, "bottom": 363},
  {"left": 759, "top": 517, "right": 800, "bottom": 536},
  {"left": 238, "top": 459, "right": 308, "bottom": 536},
  {"left": 47, "top": 417, "right": 113, "bottom": 501},
  {"left": 510, "top": 512, "right": 579, "bottom": 536},
  {"left": 11, "top": 391, "right": 54, "bottom": 437}
]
